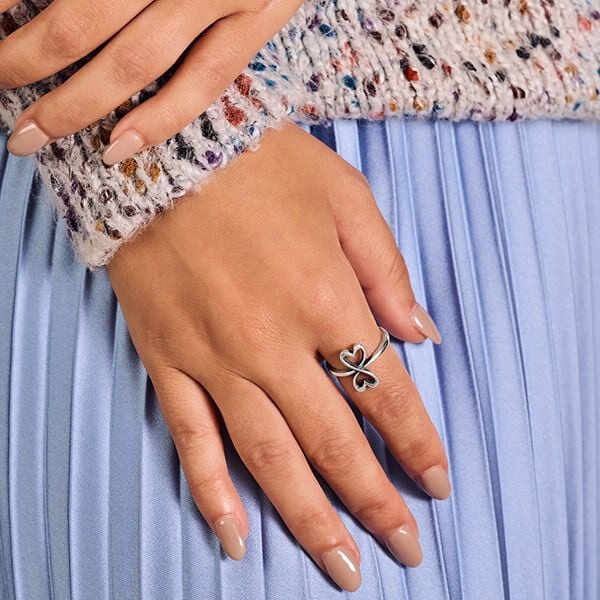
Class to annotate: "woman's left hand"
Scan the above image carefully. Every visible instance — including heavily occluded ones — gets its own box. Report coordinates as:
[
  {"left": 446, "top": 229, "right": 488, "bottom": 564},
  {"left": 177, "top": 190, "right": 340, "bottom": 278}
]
[{"left": 1, "top": 0, "right": 301, "bottom": 160}]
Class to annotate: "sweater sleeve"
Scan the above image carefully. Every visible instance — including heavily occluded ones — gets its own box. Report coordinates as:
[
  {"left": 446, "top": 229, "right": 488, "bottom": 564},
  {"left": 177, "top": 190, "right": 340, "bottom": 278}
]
[
  {"left": 278, "top": 0, "right": 600, "bottom": 123},
  {"left": 0, "top": 1, "right": 302, "bottom": 268}
]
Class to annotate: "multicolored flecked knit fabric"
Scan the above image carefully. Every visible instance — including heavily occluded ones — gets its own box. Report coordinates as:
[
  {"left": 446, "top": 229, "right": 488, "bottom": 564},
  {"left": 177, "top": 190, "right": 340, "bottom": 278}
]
[{"left": 1, "top": 0, "right": 599, "bottom": 268}]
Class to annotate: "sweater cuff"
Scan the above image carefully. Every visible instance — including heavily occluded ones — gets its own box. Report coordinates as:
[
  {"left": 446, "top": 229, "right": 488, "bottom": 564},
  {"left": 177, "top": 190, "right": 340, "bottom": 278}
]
[
  {"left": 0, "top": 57, "right": 296, "bottom": 268},
  {"left": 281, "top": 0, "right": 600, "bottom": 122}
]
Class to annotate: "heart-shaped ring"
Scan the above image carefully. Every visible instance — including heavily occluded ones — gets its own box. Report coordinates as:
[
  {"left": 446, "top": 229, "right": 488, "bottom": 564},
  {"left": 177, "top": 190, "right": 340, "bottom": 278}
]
[
  {"left": 324, "top": 326, "right": 390, "bottom": 393},
  {"left": 338, "top": 344, "right": 380, "bottom": 392}
]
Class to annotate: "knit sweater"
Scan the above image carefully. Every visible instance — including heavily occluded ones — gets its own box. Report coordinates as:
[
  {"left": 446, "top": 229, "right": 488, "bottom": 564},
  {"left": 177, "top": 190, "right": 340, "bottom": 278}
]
[{"left": 1, "top": 0, "right": 599, "bottom": 268}]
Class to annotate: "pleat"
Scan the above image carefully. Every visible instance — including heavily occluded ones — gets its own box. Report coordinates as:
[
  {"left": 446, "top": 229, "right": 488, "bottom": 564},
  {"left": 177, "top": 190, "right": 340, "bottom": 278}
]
[
  {"left": 508, "top": 121, "right": 570, "bottom": 599},
  {"left": 69, "top": 270, "right": 115, "bottom": 600},
  {"left": 0, "top": 117, "right": 598, "bottom": 600},
  {"left": 107, "top": 308, "right": 146, "bottom": 599},
  {"left": 140, "top": 373, "right": 183, "bottom": 598},
  {"left": 571, "top": 121, "right": 598, "bottom": 600},
  {"left": 0, "top": 138, "right": 12, "bottom": 599},
  {"left": 527, "top": 121, "right": 588, "bottom": 600},
  {"left": 550, "top": 121, "right": 595, "bottom": 600},
  {"left": 2, "top": 156, "right": 49, "bottom": 600},
  {"left": 9, "top": 178, "right": 55, "bottom": 600},
  {"left": 580, "top": 123, "right": 600, "bottom": 600}
]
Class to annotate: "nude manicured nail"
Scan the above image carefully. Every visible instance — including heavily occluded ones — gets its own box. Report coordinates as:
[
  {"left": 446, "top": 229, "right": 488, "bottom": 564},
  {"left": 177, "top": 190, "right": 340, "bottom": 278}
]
[
  {"left": 322, "top": 546, "right": 361, "bottom": 592},
  {"left": 214, "top": 516, "right": 246, "bottom": 560},
  {"left": 419, "top": 466, "right": 452, "bottom": 500},
  {"left": 7, "top": 119, "right": 49, "bottom": 156},
  {"left": 102, "top": 130, "right": 144, "bottom": 165},
  {"left": 410, "top": 303, "right": 442, "bottom": 344},
  {"left": 385, "top": 527, "right": 423, "bottom": 567}
]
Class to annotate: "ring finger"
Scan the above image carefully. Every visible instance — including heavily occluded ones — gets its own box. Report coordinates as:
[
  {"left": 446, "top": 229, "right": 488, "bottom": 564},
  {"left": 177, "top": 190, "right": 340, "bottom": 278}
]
[{"left": 318, "top": 289, "right": 451, "bottom": 500}]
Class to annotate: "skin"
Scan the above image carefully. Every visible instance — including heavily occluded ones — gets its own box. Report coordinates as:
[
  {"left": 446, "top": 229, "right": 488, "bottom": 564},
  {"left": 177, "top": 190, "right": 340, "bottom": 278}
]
[
  {"left": 107, "top": 122, "right": 449, "bottom": 589},
  {"left": 0, "top": 0, "right": 303, "bottom": 158}
]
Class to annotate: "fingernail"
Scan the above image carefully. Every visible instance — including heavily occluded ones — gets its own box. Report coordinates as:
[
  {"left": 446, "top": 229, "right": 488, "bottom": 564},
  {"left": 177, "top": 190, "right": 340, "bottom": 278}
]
[
  {"left": 102, "top": 130, "right": 144, "bottom": 165},
  {"left": 410, "top": 303, "right": 442, "bottom": 344},
  {"left": 385, "top": 526, "right": 423, "bottom": 567},
  {"left": 7, "top": 119, "right": 49, "bottom": 156},
  {"left": 322, "top": 546, "right": 361, "bottom": 592},
  {"left": 213, "top": 516, "right": 246, "bottom": 560},
  {"left": 419, "top": 466, "right": 452, "bottom": 500}
]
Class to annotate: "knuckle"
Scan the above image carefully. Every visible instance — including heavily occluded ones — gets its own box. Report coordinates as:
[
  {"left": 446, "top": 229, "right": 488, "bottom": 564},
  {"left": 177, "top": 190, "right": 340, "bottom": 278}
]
[
  {"left": 401, "top": 423, "right": 439, "bottom": 463},
  {"left": 307, "top": 270, "right": 360, "bottom": 343},
  {"left": 34, "top": 94, "right": 92, "bottom": 136},
  {"left": 364, "top": 378, "right": 417, "bottom": 424},
  {"left": 187, "top": 473, "right": 228, "bottom": 505},
  {"left": 134, "top": 327, "right": 178, "bottom": 368},
  {"left": 331, "top": 166, "right": 377, "bottom": 219},
  {"left": 349, "top": 169, "right": 372, "bottom": 197},
  {"left": 243, "top": 0, "right": 272, "bottom": 13},
  {"left": 288, "top": 503, "right": 334, "bottom": 535},
  {"left": 107, "top": 40, "right": 156, "bottom": 87},
  {"left": 382, "top": 250, "right": 410, "bottom": 286},
  {"left": 339, "top": 167, "right": 373, "bottom": 204},
  {"left": 0, "top": 54, "right": 26, "bottom": 87},
  {"left": 309, "top": 435, "right": 361, "bottom": 478},
  {"left": 153, "top": 103, "right": 189, "bottom": 136},
  {"left": 311, "top": 277, "right": 347, "bottom": 317},
  {"left": 242, "top": 439, "right": 295, "bottom": 475},
  {"left": 194, "top": 57, "right": 230, "bottom": 92},
  {"left": 348, "top": 489, "right": 393, "bottom": 524},
  {"left": 45, "top": 11, "right": 91, "bottom": 62},
  {"left": 169, "top": 419, "right": 215, "bottom": 457}
]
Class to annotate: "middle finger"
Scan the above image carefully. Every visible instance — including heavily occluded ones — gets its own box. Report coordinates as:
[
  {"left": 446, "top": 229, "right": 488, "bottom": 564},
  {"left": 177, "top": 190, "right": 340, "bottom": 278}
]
[
  {"left": 210, "top": 375, "right": 363, "bottom": 592},
  {"left": 257, "top": 356, "right": 425, "bottom": 567}
]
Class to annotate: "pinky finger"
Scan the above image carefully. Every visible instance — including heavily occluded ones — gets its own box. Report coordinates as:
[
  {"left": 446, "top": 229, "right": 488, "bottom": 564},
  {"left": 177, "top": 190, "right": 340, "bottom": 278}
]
[
  {"left": 151, "top": 366, "right": 248, "bottom": 560},
  {"left": 102, "top": 9, "right": 290, "bottom": 165}
]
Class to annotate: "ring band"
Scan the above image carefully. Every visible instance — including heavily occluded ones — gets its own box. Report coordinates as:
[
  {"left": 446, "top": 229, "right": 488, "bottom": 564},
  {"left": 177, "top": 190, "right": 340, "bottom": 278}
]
[{"left": 324, "top": 326, "right": 390, "bottom": 392}]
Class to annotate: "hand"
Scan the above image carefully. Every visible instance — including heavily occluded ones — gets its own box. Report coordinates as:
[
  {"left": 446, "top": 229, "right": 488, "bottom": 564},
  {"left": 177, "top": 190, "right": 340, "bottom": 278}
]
[
  {"left": 1, "top": 0, "right": 301, "bottom": 160},
  {"left": 107, "top": 123, "right": 449, "bottom": 592}
]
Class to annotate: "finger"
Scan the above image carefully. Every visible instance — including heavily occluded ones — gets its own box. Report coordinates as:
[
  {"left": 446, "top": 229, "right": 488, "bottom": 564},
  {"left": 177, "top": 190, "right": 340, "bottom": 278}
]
[
  {"left": 101, "top": 14, "right": 257, "bottom": 165},
  {"left": 7, "top": 0, "right": 228, "bottom": 156},
  {"left": 0, "top": 0, "right": 153, "bottom": 88},
  {"left": 317, "top": 282, "right": 451, "bottom": 500},
  {"left": 102, "top": 3, "right": 302, "bottom": 165},
  {"left": 151, "top": 366, "right": 248, "bottom": 560},
  {"left": 329, "top": 173, "right": 441, "bottom": 345},
  {"left": 0, "top": 1, "right": 20, "bottom": 12},
  {"left": 211, "top": 375, "right": 362, "bottom": 592},
  {"left": 258, "top": 357, "right": 423, "bottom": 567}
]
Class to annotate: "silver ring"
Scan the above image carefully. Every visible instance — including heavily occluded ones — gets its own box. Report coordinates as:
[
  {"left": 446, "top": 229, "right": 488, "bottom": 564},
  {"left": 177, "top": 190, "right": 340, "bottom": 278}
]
[{"left": 324, "top": 326, "right": 390, "bottom": 393}]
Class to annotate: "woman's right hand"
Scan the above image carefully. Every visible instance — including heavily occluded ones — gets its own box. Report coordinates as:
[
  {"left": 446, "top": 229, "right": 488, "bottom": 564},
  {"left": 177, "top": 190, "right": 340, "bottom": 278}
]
[{"left": 107, "top": 123, "right": 450, "bottom": 593}]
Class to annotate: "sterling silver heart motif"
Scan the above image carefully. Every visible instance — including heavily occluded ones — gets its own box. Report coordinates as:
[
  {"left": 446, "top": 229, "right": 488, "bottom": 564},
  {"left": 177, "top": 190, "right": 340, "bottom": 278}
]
[
  {"left": 324, "top": 326, "right": 390, "bottom": 393},
  {"left": 338, "top": 344, "right": 380, "bottom": 392}
]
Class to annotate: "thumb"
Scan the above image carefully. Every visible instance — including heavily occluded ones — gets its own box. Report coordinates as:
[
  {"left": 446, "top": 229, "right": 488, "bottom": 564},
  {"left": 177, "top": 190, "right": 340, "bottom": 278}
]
[{"left": 329, "top": 173, "right": 441, "bottom": 345}]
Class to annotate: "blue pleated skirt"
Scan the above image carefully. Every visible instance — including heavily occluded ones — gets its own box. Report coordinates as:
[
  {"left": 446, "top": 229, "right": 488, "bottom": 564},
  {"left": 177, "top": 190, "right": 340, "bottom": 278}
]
[{"left": 0, "top": 119, "right": 598, "bottom": 600}]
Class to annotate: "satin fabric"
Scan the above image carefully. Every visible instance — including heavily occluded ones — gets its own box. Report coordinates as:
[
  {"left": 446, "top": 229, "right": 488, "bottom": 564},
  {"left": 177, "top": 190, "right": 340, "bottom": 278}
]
[{"left": 0, "top": 119, "right": 598, "bottom": 600}]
